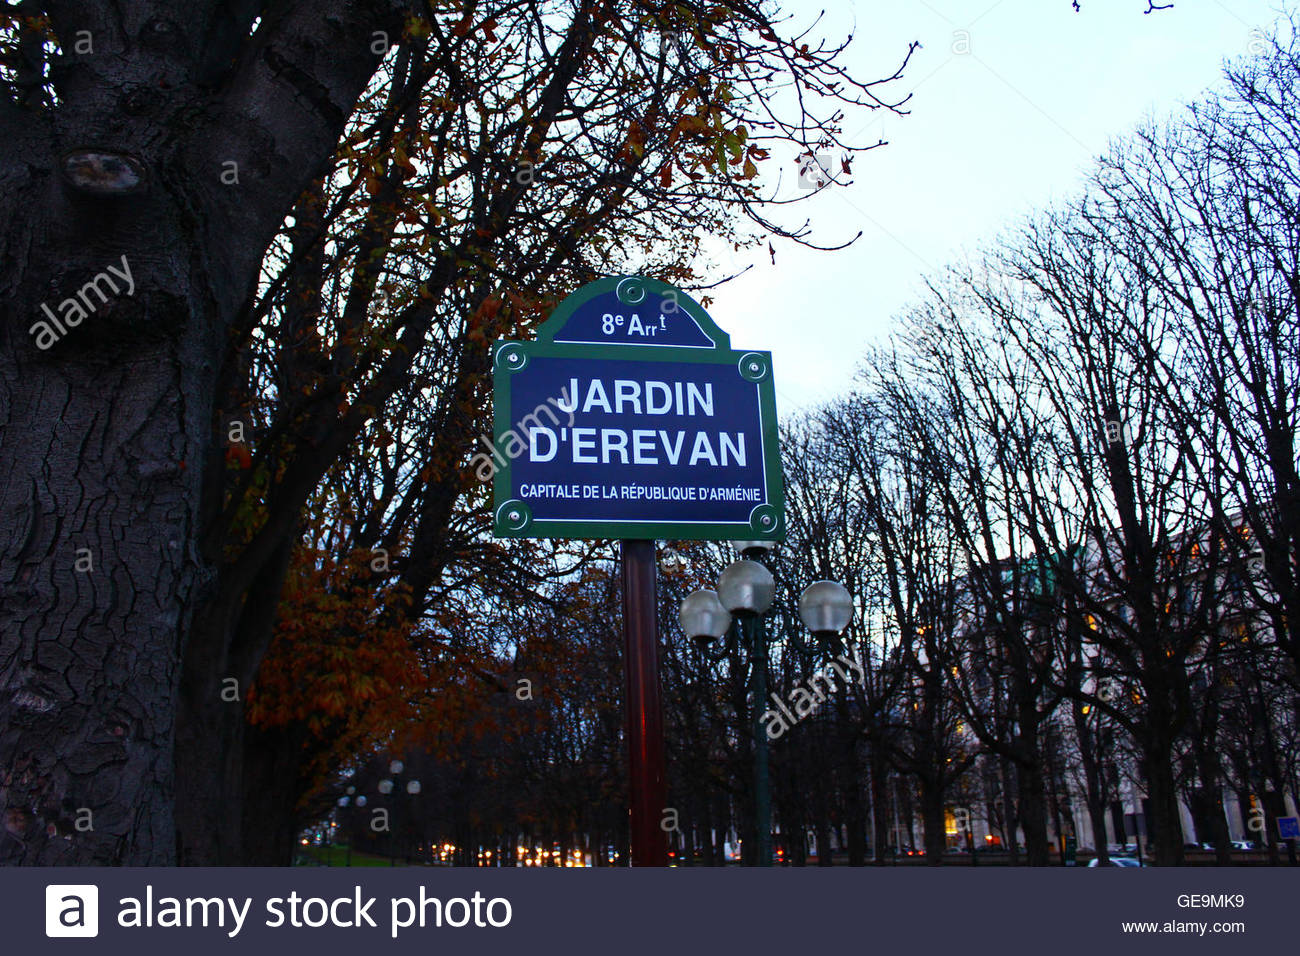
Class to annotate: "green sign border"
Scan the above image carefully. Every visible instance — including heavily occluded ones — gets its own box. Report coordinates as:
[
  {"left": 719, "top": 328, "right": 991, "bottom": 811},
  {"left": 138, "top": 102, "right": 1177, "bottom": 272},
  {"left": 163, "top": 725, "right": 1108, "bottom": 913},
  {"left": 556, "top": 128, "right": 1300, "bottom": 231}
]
[{"left": 491, "top": 276, "right": 785, "bottom": 542}]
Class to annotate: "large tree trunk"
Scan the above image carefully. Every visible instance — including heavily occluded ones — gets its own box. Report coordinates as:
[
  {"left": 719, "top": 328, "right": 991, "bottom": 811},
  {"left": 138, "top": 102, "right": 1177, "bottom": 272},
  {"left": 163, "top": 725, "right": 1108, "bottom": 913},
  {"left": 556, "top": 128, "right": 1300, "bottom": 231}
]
[
  {"left": 0, "top": 141, "right": 221, "bottom": 864},
  {"left": 239, "top": 723, "right": 310, "bottom": 865},
  {"left": 1, "top": 0, "right": 402, "bottom": 865},
  {"left": 0, "top": 333, "right": 212, "bottom": 864},
  {"left": 173, "top": 599, "right": 249, "bottom": 864},
  {"left": 174, "top": 532, "right": 296, "bottom": 864}
]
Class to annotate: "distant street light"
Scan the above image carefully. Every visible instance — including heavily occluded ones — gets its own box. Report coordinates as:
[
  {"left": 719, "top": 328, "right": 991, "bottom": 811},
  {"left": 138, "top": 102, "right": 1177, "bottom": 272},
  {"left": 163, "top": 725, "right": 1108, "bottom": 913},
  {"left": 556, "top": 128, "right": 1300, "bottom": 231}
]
[
  {"left": 338, "top": 762, "right": 421, "bottom": 867},
  {"left": 384, "top": 761, "right": 420, "bottom": 867}
]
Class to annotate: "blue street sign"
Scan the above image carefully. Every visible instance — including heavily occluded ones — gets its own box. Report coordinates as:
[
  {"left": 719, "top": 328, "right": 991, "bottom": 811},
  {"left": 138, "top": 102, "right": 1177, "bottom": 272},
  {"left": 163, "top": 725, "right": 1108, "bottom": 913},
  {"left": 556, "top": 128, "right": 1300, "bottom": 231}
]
[
  {"left": 487, "top": 276, "right": 784, "bottom": 541},
  {"left": 1279, "top": 816, "right": 1299, "bottom": 840}
]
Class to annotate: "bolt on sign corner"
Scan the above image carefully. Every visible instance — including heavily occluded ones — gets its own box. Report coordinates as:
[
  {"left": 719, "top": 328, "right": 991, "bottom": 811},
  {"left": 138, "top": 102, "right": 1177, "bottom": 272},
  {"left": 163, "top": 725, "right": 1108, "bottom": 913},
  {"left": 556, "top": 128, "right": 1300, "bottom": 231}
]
[{"left": 490, "top": 276, "right": 785, "bottom": 541}]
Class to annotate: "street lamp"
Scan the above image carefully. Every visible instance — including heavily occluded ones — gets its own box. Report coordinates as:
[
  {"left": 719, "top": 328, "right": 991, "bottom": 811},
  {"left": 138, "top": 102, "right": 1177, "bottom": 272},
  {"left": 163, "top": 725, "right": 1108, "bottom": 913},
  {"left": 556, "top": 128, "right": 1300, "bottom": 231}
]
[
  {"left": 717, "top": 558, "right": 778, "bottom": 867},
  {"left": 682, "top": 551, "right": 852, "bottom": 867},
  {"left": 678, "top": 589, "right": 731, "bottom": 649},
  {"left": 716, "top": 559, "right": 775, "bottom": 619},
  {"left": 731, "top": 540, "right": 778, "bottom": 559},
  {"left": 336, "top": 789, "right": 366, "bottom": 868},
  {"left": 391, "top": 761, "right": 420, "bottom": 866},
  {"left": 798, "top": 580, "right": 854, "bottom": 654},
  {"left": 371, "top": 759, "right": 420, "bottom": 866}
]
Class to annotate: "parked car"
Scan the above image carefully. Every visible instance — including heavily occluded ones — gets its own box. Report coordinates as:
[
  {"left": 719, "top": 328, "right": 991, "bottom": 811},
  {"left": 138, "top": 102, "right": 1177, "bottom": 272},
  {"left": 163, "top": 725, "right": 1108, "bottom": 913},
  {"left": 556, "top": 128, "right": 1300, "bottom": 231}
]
[{"left": 1089, "top": 856, "right": 1141, "bottom": 867}]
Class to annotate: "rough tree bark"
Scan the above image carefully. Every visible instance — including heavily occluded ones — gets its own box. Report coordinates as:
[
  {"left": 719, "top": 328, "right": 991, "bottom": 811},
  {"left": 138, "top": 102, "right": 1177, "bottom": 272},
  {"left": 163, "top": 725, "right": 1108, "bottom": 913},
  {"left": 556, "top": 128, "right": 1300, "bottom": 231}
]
[{"left": 0, "top": 0, "right": 406, "bottom": 864}]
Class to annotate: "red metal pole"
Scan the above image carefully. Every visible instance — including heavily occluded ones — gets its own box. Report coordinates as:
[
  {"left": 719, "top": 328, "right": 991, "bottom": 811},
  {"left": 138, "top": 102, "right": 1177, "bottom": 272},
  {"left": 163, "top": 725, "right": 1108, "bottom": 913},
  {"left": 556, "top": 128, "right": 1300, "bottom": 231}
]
[{"left": 621, "top": 539, "right": 668, "bottom": 866}]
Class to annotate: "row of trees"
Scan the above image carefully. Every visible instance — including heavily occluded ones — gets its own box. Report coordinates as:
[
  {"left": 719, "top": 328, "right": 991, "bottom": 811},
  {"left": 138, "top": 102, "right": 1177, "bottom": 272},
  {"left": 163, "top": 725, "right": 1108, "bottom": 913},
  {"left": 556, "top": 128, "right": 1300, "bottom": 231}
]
[
  {"left": 695, "top": 21, "right": 1300, "bottom": 867},
  {"left": 326, "top": 18, "right": 1300, "bottom": 867},
  {"left": 701, "top": 20, "right": 1300, "bottom": 867}
]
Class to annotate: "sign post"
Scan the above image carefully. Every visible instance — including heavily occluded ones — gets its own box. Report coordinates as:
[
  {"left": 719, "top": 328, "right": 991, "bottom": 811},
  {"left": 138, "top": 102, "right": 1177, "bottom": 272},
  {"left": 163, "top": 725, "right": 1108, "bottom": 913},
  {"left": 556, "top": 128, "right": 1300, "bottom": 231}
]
[
  {"left": 621, "top": 539, "right": 665, "bottom": 866},
  {"left": 490, "top": 276, "right": 784, "bottom": 866}
]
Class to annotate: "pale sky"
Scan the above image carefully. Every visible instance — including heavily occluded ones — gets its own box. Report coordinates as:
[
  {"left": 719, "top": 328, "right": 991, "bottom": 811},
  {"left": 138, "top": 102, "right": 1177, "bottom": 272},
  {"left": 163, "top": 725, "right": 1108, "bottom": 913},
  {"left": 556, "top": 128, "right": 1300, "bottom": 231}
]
[{"left": 700, "top": 0, "right": 1285, "bottom": 413}]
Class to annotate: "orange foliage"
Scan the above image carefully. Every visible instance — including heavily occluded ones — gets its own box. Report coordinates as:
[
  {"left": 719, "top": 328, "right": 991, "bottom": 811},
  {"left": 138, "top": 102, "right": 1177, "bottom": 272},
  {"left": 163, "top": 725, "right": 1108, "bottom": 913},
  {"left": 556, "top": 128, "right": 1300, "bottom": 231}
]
[
  {"left": 247, "top": 544, "right": 419, "bottom": 739},
  {"left": 245, "top": 514, "right": 536, "bottom": 803}
]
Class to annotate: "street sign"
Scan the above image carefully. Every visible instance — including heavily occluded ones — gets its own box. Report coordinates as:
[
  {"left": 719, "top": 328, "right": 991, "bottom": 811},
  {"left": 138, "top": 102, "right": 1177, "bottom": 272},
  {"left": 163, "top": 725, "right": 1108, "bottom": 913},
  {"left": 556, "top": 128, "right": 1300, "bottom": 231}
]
[
  {"left": 487, "top": 275, "right": 785, "bottom": 864},
  {"left": 489, "top": 275, "right": 784, "bottom": 541},
  {"left": 1278, "top": 816, "right": 1299, "bottom": 840}
]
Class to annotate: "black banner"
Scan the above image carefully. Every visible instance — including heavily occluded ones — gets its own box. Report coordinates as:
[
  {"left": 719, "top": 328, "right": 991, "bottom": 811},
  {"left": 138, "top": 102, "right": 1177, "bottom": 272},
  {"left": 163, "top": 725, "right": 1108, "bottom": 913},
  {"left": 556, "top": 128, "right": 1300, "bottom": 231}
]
[{"left": 12, "top": 867, "right": 1297, "bottom": 954}]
